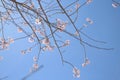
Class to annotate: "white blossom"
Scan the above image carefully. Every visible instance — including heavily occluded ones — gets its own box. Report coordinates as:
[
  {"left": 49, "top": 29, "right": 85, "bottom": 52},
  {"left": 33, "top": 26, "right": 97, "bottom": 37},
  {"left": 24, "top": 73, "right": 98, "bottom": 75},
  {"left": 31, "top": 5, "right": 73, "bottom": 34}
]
[
  {"left": 75, "top": 3, "right": 80, "bottom": 9},
  {"left": 31, "top": 34, "right": 36, "bottom": 38},
  {"left": 30, "top": 2, "right": 34, "bottom": 9},
  {"left": 42, "top": 38, "right": 50, "bottom": 45},
  {"left": 82, "top": 58, "right": 90, "bottom": 67},
  {"left": 63, "top": 40, "right": 70, "bottom": 46},
  {"left": 74, "top": 31, "right": 79, "bottom": 36},
  {"left": 73, "top": 67, "right": 80, "bottom": 78},
  {"left": 35, "top": 18, "right": 42, "bottom": 25},
  {"left": 8, "top": 38, "right": 14, "bottom": 43},
  {"left": 43, "top": 45, "right": 54, "bottom": 51},
  {"left": 0, "top": 38, "right": 5, "bottom": 49},
  {"left": 56, "top": 19, "right": 67, "bottom": 32},
  {"left": 86, "top": 0, "right": 92, "bottom": 4},
  {"left": 27, "top": 48, "right": 32, "bottom": 53},
  {"left": 112, "top": 3, "right": 118, "bottom": 8},
  {"left": 28, "top": 37, "right": 34, "bottom": 43},
  {"left": 33, "top": 56, "right": 38, "bottom": 62},
  {"left": 30, "top": 63, "right": 39, "bottom": 73},
  {"left": 85, "top": 58, "right": 90, "bottom": 64},
  {"left": 82, "top": 63, "right": 86, "bottom": 67},
  {"left": 1, "top": 14, "right": 9, "bottom": 21},
  {"left": 17, "top": 27, "right": 23, "bottom": 33},
  {"left": 46, "top": 45, "right": 54, "bottom": 51},
  {"left": 0, "top": 41, "right": 9, "bottom": 50},
  {"left": 33, "top": 63, "right": 39, "bottom": 69},
  {"left": 86, "top": 18, "right": 93, "bottom": 24}
]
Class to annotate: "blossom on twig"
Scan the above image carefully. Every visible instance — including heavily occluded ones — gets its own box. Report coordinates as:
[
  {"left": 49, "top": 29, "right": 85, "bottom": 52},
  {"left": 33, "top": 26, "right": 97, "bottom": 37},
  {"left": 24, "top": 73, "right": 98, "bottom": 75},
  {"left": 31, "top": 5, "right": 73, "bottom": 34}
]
[
  {"left": 35, "top": 18, "right": 42, "bottom": 25},
  {"left": 86, "top": 18, "right": 93, "bottom": 24},
  {"left": 112, "top": 3, "right": 118, "bottom": 8},
  {"left": 73, "top": 67, "right": 80, "bottom": 78},
  {"left": 86, "top": 0, "right": 92, "bottom": 4},
  {"left": 28, "top": 37, "right": 34, "bottom": 43},
  {"left": 56, "top": 19, "right": 67, "bottom": 32},
  {"left": 82, "top": 58, "right": 90, "bottom": 67}
]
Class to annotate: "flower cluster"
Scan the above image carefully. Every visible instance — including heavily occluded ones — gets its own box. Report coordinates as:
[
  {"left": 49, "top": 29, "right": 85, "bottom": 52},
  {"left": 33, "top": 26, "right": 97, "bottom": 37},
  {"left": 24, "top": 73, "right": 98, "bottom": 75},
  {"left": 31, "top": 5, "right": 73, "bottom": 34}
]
[
  {"left": 29, "top": 63, "right": 39, "bottom": 73},
  {"left": 29, "top": 2, "right": 34, "bottom": 9},
  {"left": 31, "top": 27, "right": 45, "bottom": 37},
  {"left": 0, "top": 37, "right": 14, "bottom": 50},
  {"left": 63, "top": 40, "right": 70, "bottom": 47},
  {"left": 0, "top": 0, "right": 99, "bottom": 79},
  {"left": 82, "top": 18, "right": 93, "bottom": 28},
  {"left": 73, "top": 67, "right": 80, "bottom": 78},
  {"left": 29, "top": 56, "right": 39, "bottom": 73},
  {"left": 1, "top": 11, "right": 11, "bottom": 21},
  {"left": 42, "top": 45, "right": 54, "bottom": 51},
  {"left": 56, "top": 19, "right": 67, "bottom": 32},
  {"left": 82, "top": 58, "right": 90, "bottom": 67},
  {"left": 42, "top": 38, "right": 50, "bottom": 45},
  {"left": 41, "top": 38, "right": 54, "bottom": 51},
  {"left": 21, "top": 48, "right": 32, "bottom": 55}
]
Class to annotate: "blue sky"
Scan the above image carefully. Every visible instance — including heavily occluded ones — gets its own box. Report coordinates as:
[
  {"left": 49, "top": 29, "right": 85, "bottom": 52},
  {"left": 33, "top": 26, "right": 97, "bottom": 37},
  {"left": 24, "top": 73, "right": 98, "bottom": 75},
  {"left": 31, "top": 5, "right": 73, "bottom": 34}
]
[{"left": 0, "top": 0, "right": 120, "bottom": 80}]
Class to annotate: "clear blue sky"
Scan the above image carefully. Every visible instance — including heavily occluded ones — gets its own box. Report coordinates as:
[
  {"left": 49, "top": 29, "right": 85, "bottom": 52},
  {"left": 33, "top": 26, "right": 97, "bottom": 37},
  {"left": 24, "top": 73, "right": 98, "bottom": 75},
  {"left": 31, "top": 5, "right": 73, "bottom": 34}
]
[{"left": 0, "top": 0, "right": 120, "bottom": 80}]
